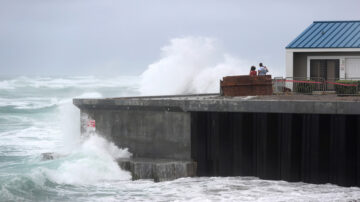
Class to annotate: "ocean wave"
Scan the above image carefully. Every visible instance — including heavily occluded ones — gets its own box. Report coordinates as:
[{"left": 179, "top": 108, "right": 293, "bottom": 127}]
[
  {"left": 0, "top": 104, "right": 58, "bottom": 114},
  {"left": 1, "top": 90, "right": 105, "bottom": 107},
  {"left": 0, "top": 80, "right": 15, "bottom": 90},
  {"left": 0, "top": 115, "right": 33, "bottom": 125},
  {"left": 0, "top": 134, "right": 132, "bottom": 201},
  {"left": 0, "top": 126, "right": 60, "bottom": 156},
  {"left": 0, "top": 97, "right": 58, "bottom": 110},
  {"left": 0, "top": 76, "right": 137, "bottom": 201},
  {"left": 42, "top": 135, "right": 132, "bottom": 185},
  {"left": 0, "top": 76, "right": 140, "bottom": 90},
  {"left": 2, "top": 175, "right": 360, "bottom": 202}
]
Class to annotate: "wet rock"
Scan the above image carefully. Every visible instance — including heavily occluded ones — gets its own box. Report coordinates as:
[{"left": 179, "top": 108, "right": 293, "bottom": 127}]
[
  {"left": 41, "top": 152, "right": 55, "bottom": 160},
  {"left": 41, "top": 152, "right": 65, "bottom": 161}
]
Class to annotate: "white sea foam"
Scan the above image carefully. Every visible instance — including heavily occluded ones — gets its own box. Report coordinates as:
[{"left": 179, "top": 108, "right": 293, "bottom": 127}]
[
  {"left": 0, "top": 97, "right": 57, "bottom": 110},
  {"left": 0, "top": 76, "right": 139, "bottom": 90},
  {"left": 0, "top": 126, "right": 60, "bottom": 156},
  {"left": 0, "top": 92, "right": 105, "bottom": 110},
  {"left": 42, "top": 134, "right": 132, "bottom": 185},
  {"left": 39, "top": 91, "right": 132, "bottom": 185},
  {"left": 140, "top": 36, "right": 251, "bottom": 95},
  {"left": 0, "top": 80, "right": 15, "bottom": 90},
  {"left": 75, "top": 92, "right": 103, "bottom": 99}
]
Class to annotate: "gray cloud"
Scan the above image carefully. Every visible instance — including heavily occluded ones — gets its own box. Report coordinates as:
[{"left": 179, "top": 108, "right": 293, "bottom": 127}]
[{"left": 0, "top": 0, "right": 359, "bottom": 76}]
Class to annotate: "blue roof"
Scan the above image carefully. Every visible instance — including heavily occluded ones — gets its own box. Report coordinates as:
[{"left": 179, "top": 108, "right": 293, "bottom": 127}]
[{"left": 286, "top": 21, "right": 360, "bottom": 49}]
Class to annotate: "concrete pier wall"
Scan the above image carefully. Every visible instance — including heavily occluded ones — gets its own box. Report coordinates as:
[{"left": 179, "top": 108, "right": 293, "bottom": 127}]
[
  {"left": 81, "top": 108, "right": 191, "bottom": 160},
  {"left": 191, "top": 112, "right": 360, "bottom": 187},
  {"left": 74, "top": 95, "right": 360, "bottom": 186}
]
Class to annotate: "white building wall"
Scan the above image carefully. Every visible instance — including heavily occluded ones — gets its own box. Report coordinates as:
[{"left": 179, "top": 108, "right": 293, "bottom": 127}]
[{"left": 285, "top": 50, "right": 293, "bottom": 78}]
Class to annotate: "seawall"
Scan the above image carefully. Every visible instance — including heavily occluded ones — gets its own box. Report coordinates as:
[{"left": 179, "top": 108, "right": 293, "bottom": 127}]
[{"left": 74, "top": 94, "right": 360, "bottom": 186}]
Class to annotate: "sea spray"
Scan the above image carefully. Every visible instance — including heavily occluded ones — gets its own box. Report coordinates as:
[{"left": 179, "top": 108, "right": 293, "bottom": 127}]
[
  {"left": 45, "top": 91, "right": 132, "bottom": 185},
  {"left": 41, "top": 134, "right": 132, "bottom": 185},
  {"left": 58, "top": 92, "right": 103, "bottom": 152},
  {"left": 140, "top": 36, "right": 251, "bottom": 95}
]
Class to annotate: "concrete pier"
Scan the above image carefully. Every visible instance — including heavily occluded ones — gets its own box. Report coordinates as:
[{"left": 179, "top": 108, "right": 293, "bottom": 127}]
[
  {"left": 74, "top": 94, "right": 360, "bottom": 186},
  {"left": 117, "top": 158, "right": 196, "bottom": 182}
]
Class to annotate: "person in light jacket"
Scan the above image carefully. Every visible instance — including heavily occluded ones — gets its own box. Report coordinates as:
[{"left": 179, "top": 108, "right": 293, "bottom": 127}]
[{"left": 258, "top": 62, "right": 269, "bottom": 76}]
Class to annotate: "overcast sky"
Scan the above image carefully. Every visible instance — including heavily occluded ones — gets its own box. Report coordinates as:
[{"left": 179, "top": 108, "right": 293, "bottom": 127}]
[{"left": 0, "top": 0, "right": 359, "bottom": 76}]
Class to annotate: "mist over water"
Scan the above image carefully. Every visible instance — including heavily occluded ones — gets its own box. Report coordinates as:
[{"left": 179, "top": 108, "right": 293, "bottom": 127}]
[{"left": 1, "top": 39, "right": 360, "bottom": 201}]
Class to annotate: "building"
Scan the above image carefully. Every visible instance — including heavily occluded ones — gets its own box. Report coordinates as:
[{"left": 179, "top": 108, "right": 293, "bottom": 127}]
[{"left": 286, "top": 21, "right": 360, "bottom": 89}]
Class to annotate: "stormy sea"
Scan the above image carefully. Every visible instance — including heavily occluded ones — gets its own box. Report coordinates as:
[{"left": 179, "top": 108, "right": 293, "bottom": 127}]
[{"left": 0, "top": 75, "right": 360, "bottom": 202}]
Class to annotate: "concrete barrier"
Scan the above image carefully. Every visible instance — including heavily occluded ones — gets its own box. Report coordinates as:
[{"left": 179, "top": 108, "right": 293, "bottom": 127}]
[{"left": 220, "top": 75, "right": 273, "bottom": 96}]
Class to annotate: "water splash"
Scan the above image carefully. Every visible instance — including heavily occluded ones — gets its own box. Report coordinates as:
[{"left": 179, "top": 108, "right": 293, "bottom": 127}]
[
  {"left": 42, "top": 134, "right": 132, "bottom": 185},
  {"left": 140, "top": 36, "right": 251, "bottom": 95},
  {"left": 48, "top": 91, "right": 132, "bottom": 185}
]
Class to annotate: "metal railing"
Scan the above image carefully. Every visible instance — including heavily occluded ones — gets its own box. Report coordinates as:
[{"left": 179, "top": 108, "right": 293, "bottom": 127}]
[
  {"left": 273, "top": 77, "right": 359, "bottom": 95},
  {"left": 273, "top": 77, "right": 325, "bottom": 94}
]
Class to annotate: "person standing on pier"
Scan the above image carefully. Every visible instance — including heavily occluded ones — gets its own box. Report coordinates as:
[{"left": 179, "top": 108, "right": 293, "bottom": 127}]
[
  {"left": 258, "top": 63, "right": 269, "bottom": 76},
  {"left": 250, "top": 66, "right": 257, "bottom": 76}
]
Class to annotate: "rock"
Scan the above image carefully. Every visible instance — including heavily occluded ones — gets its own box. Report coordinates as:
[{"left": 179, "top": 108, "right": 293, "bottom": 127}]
[{"left": 41, "top": 152, "right": 65, "bottom": 161}]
